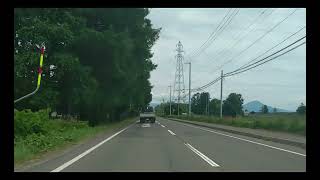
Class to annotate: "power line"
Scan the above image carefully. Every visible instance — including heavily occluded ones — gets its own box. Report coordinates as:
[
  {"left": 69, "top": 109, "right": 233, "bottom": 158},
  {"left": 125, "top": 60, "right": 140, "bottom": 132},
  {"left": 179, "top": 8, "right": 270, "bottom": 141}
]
[
  {"left": 187, "top": 8, "right": 233, "bottom": 57},
  {"left": 188, "top": 9, "right": 239, "bottom": 59},
  {"left": 204, "top": 8, "right": 275, "bottom": 65},
  {"left": 225, "top": 41, "right": 305, "bottom": 77},
  {"left": 191, "top": 9, "right": 240, "bottom": 59},
  {"left": 193, "top": 76, "right": 221, "bottom": 92},
  {"left": 225, "top": 35, "right": 306, "bottom": 76},
  {"left": 206, "top": 8, "right": 298, "bottom": 76},
  {"left": 237, "top": 25, "right": 305, "bottom": 70},
  {"left": 192, "top": 35, "right": 305, "bottom": 91},
  {"left": 191, "top": 8, "right": 274, "bottom": 83},
  {"left": 224, "top": 37, "right": 306, "bottom": 77}
]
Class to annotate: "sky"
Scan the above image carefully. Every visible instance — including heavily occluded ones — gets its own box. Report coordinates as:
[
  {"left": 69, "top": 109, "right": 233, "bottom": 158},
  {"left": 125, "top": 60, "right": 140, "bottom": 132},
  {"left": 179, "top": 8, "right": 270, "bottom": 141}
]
[{"left": 147, "top": 8, "right": 306, "bottom": 111}]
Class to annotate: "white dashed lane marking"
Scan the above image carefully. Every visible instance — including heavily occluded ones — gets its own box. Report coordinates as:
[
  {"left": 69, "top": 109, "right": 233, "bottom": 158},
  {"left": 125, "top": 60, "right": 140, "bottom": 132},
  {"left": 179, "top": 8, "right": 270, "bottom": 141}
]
[
  {"left": 185, "top": 143, "right": 220, "bottom": 167},
  {"left": 167, "top": 130, "right": 176, "bottom": 136}
]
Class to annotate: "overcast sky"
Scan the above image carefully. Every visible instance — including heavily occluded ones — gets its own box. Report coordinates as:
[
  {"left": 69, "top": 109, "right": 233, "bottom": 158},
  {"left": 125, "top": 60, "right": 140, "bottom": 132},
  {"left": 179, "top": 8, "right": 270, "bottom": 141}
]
[{"left": 147, "top": 8, "right": 306, "bottom": 111}]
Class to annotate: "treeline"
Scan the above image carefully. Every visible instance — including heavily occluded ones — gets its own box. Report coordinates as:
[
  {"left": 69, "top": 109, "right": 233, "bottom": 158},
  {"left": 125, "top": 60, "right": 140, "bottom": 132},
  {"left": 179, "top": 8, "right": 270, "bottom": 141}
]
[
  {"left": 156, "top": 91, "right": 306, "bottom": 117},
  {"left": 155, "top": 92, "right": 244, "bottom": 117},
  {"left": 14, "top": 8, "right": 161, "bottom": 126}
]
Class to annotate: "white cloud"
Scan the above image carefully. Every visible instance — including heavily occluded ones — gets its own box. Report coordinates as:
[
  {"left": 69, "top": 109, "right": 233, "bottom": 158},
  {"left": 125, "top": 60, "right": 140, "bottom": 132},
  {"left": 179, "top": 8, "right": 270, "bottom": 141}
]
[{"left": 147, "top": 8, "right": 306, "bottom": 111}]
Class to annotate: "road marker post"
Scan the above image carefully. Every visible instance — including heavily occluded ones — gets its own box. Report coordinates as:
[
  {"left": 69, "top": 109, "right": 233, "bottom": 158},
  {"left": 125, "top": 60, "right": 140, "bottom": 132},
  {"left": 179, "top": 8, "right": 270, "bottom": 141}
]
[{"left": 14, "top": 44, "right": 46, "bottom": 103}]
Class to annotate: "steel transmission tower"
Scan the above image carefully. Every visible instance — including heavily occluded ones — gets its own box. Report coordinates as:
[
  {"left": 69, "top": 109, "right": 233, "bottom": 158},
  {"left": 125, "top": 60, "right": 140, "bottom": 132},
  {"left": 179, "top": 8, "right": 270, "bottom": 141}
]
[{"left": 173, "top": 41, "right": 186, "bottom": 115}]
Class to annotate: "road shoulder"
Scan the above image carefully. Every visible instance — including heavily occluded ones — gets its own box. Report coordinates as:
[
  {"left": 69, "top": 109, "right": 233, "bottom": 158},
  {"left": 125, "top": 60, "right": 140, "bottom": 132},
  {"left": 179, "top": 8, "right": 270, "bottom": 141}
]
[{"left": 165, "top": 117, "right": 306, "bottom": 149}]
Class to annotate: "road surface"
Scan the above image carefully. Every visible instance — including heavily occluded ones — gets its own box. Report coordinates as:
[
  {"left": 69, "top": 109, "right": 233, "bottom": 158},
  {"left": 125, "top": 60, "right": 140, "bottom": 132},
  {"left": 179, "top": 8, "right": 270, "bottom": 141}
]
[{"left": 21, "top": 117, "right": 306, "bottom": 172}]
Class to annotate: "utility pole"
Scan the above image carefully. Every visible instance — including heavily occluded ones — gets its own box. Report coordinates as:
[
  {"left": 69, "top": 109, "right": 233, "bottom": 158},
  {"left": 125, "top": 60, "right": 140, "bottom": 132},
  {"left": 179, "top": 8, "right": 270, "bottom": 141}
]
[
  {"left": 208, "top": 97, "right": 211, "bottom": 116},
  {"left": 162, "top": 97, "right": 165, "bottom": 116},
  {"left": 220, "top": 70, "right": 223, "bottom": 119},
  {"left": 185, "top": 62, "right": 191, "bottom": 116},
  {"left": 169, "top": 85, "right": 172, "bottom": 116},
  {"left": 206, "top": 92, "right": 209, "bottom": 116}
]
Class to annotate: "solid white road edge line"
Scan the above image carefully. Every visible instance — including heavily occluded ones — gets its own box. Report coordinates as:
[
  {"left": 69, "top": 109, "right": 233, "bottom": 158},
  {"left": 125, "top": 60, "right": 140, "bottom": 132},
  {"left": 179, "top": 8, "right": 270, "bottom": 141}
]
[
  {"left": 51, "top": 124, "right": 133, "bottom": 172},
  {"left": 185, "top": 143, "right": 220, "bottom": 167},
  {"left": 182, "top": 123, "right": 306, "bottom": 157},
  {"left": 167, "top": 130, "right": 176, "bottom": 135}
]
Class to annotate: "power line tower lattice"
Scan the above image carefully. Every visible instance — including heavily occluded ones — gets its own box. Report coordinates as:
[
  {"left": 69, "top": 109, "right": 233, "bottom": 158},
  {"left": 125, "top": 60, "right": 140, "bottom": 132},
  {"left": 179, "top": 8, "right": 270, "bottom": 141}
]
[{"left": 173, "top": 41, "right": 186, "bottom": 115}]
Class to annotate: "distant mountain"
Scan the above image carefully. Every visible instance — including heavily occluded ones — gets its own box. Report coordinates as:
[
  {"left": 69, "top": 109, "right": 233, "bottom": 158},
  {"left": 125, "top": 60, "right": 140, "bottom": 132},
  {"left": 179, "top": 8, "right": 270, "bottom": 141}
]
[{"left": 243, "top": 100, "right": 290, "bottom": 113}]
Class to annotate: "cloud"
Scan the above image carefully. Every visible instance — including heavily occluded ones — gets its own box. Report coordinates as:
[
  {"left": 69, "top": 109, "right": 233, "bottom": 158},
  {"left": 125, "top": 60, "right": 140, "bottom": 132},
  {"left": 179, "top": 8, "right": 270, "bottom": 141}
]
[{"left": 147, "top": 8, "right": 306, "bottom": 111}]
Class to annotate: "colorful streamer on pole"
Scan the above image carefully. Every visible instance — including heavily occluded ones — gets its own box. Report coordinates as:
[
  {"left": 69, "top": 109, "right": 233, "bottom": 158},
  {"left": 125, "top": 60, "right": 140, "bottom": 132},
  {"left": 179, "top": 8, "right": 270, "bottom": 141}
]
[
  {"left": 37, "top": 47, "right": 45, "bottom": 87},
  {"left": 14, "top": 44, "right": 45, "bottom": 104}
]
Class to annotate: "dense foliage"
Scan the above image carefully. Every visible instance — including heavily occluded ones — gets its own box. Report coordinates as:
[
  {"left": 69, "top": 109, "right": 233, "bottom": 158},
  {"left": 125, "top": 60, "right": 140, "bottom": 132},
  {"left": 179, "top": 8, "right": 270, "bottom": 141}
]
[
  {"left": 14, "top": 8, "right": 161, "bottom": 126},
  {"left": 155, "top": 102, "right": 187, "bottom": 116},
  {"left": 191, "top": 92, "right": 210, "bottom": 115},
  {"left": 222, "top": 93, "right": 244, "bottom": 117},
  {"left": 260, "top": 105, "right": 269, "bottom": 114},
  {"left": 14, "top": 108, "right": 136, "bottom": 163},
  {"left": 296, "top": 103, "right": 306, "bottom": 114},
  {"left": 156, "top": 91, "right": 244, "bottom": 117}
]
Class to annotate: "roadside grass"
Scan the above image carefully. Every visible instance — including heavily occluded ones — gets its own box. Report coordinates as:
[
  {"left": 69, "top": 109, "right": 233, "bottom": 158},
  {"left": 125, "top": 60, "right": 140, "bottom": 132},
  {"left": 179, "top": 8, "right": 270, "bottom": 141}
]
[
  {"left": 14, "top": 109, "right": 137, "bottom": 165},
  {"left": 165, "top": 113, "right": 305, "bottom": 136}
]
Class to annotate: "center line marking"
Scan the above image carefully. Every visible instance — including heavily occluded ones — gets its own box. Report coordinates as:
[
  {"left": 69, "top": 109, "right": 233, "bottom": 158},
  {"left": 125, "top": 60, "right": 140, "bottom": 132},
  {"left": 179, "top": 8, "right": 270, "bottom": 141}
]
[
  {"left": 181, "top": 123, "right": 306, "bottom": 157},
  {"left": 51, "top": 124, "right": 133, "bottom": 172},
  {"left": 185, "top": 143, "right": 220, "bottom": 167},
  {"left": 167, "top": 130, "right": 176, "bottom": 135}
]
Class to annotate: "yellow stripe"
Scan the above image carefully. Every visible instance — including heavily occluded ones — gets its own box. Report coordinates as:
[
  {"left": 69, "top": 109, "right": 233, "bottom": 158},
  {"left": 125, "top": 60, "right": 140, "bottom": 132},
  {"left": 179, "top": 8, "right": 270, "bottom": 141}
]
[
  {"left": 40, "top": 54, "right": 44, "bottom": 67},
  {"left": 37, "top": 54, "right": 44, "bottom": 86},
  {"left": 37, "top": 74, "right": 41, "bottom": 86}
]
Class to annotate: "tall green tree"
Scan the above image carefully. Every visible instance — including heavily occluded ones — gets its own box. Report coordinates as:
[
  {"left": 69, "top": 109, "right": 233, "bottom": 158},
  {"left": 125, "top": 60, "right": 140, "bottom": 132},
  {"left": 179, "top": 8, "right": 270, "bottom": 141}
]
[
  {"left": 296, "top": 103, "right": 306, "bottom": 114},
  {"left": 209, "top": 98, "right": 221, "bottom": 116},
  {"left": 191, "top": 93, "right": 201, "bottom": 114},
  {"left": 273, "top": 108, "right": 277, "bottom": 113},
  {"left": 222, "top": 93, "right": 244, "bottom": 117},
  {"left": 260, "top": 105, "right": 269, "bottom": 114},
  {"left": 191, "top": 92, "right": 210, "bottom": 115},
  {"left": 14, "top": 8, "right": 160, "bottom": 126}
]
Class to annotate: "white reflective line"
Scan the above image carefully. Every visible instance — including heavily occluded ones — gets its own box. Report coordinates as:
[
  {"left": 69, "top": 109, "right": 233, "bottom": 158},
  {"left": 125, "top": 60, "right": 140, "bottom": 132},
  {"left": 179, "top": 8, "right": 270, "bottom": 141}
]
[
  {"left": 161, "top": 125, "right": 165, "bottom": 128},
  {"left": 51, "top": 124, "right": 132, "bottom": 172},
  {"left": 167, "top": 130, "right": 176, "bottom": 136},
  {"left": 182, "top": 123, "right": 306, "bottom": 157},
  {"left": 185, "top": 143, "right": 220, "bottom": 167}
]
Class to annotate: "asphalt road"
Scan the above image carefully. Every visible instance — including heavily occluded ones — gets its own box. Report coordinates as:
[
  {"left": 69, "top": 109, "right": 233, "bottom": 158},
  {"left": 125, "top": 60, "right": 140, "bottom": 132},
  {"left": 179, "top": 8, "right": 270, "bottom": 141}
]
[{"left": 21, "top": 116, "right": 306, "bottom": 172}]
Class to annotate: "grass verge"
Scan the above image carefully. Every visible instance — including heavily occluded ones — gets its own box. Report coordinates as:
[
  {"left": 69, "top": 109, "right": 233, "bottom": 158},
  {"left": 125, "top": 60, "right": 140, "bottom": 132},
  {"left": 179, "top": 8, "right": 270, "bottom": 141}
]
[
  {"left": 14, "top": 109, "right": 137, "bottom": 166},
  {"left": 165, "top": 113, "right": 305, "bottom": 136}
]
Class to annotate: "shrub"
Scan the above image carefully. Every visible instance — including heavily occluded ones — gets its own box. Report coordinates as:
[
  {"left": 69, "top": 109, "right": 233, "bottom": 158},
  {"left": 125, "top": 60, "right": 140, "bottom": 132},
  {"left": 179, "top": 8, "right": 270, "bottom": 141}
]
[{"left": 14, "top": 108, "right": 51, "bottom": 138}]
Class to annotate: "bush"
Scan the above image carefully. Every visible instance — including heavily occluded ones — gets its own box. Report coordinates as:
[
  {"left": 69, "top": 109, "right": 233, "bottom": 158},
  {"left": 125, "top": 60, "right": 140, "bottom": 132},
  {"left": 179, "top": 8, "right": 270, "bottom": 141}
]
[
  {"left": 14, "top": 109, "right": 94, "bottom": 163},
  {"left": 14, "top": 108, "right": 51, "bottom": 138}
]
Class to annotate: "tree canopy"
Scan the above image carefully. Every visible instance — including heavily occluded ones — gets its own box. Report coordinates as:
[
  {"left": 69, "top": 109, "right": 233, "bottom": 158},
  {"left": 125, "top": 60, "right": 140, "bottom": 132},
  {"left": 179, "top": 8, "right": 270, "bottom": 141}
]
[
  {"left": 296, "top": 103, "right": 306, "bottom": 114},
  {"left": 191, "top": 92, "right": 210, "bottom": 115},
  {"left": 14, "top": 8, "right": 161, "bottom": 126},
  {"left": 222, "top": 93, "right": 244, "bottom": 117},
  {"left": 261, "top": 105, "right": 269, "bottom": 114}
]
